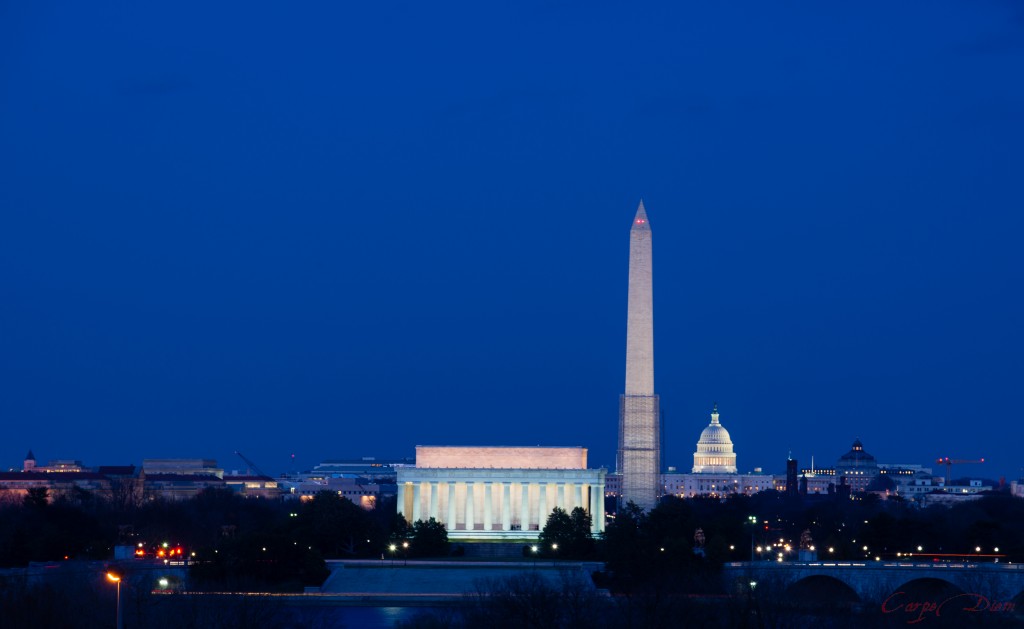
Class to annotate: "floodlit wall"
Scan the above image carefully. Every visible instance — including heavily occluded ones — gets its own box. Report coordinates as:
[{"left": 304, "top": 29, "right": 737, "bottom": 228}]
[{"left": 415, "top": 446, "right": 587, "bottom": 470}]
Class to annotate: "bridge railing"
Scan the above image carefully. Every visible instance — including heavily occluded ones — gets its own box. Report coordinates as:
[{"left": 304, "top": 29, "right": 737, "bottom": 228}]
[{"left": 725, "top": 561, "right": 1023, "bottom": 571}]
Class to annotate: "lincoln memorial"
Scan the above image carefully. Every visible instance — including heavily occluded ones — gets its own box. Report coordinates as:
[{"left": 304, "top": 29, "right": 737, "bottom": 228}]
[{"left": 396, "top": 446, "right": 607, "bottom": 540}]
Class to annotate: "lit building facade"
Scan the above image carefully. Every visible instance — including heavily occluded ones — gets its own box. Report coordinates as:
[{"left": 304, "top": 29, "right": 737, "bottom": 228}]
[
  {"left": 396, "top": 446, "right": 606, "bottom": 540},
  {"left": 662, "top": 472, "right": 773, "bottom": 498},
  {"left": 692, "top": 405, "right": 737, "bottom": 474},
  {"left": 224, "top": 474, "right": 283, "bottom": 499},
  {"left": 833, "top": 439, "right": 879, "bottom": 492},
  {"left": 661, "top": 405, "right": 772, "bottom": 499}
]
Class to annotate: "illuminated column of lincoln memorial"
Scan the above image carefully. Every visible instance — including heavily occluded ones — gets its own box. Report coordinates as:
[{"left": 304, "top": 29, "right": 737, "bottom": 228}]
[
  {"left": 483, "top": 482, "right": 493, "bottom": 530},
  {"left": 501, "top": 482, "right": 512, "bottom": 531},
  {"left": 520, "top": 482, "right": 530, "bottom": 531},
  {"left": 412, "top": 482, "right": 422, "bottom": 522},
  {"left": 447, "top": 483, "right": 457, "bottom": 528},
  {"left": 428, "top": 481, "right": 438, "bottom": 520}
]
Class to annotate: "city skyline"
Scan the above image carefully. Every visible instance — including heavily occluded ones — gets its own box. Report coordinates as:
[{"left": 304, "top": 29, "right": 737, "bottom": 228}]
[{"left": 2, "top": 2, "right": 1022, "bottom": 480}]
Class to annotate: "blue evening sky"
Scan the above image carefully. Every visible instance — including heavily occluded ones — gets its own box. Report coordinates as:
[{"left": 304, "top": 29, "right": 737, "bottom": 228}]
[{"left": 2, "top": 1, "right": 1022, "bottom": 479}]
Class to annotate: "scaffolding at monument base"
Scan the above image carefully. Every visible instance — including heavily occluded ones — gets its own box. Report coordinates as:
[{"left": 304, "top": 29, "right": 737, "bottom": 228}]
[{"left": 617, "top": 393, "right": 661, "bottom": 510}]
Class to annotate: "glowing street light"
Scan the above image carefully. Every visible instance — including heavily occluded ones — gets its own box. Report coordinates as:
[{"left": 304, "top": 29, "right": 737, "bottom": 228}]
[
  {"left": 746, "top": 516, "right": 758, "bottom": 562},
  {"left": 106, "top": 572, "right": 122, "bottom": 629}
]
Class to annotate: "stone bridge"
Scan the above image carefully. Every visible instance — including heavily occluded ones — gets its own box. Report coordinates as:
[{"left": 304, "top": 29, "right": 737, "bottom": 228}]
[{"left": 722, "top": 561, "right": 1024, "bottom": 606}]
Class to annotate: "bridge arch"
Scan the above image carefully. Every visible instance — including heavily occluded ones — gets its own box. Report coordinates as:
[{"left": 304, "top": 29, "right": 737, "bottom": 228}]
[
  {"left": 1011, "top": 590, "right": 1024, "bottom": 618},
  {"left": 891, "top": 577, "right": 964, "bottom": 599},
  {"left": 784, "top": 575, "right": 860, "bottom": 605}
]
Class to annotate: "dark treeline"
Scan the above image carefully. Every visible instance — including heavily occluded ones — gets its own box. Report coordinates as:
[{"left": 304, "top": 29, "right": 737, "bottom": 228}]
[
  {"left": 540, "top": 492, "right": 1024, "bottom": 590},
  {"left": 3, "top": 487, "right": 1023, "bottom": 627},
  {"left": 4, "top": 486, "right": 1022, "bottom": 577},
  {"left": 649, "top": 490, "right": 1024, "bottom": 566},
  {"left": 0, "top": 487, "right": 426, "bottom": 590},
  {"left": 399, "top": 492, "right": 1024, "bottom": 629}
]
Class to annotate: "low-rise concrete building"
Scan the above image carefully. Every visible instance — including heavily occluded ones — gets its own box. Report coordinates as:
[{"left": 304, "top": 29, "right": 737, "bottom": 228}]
[{"left": 223, "top": 474, "right": 283, "bottom": 499}]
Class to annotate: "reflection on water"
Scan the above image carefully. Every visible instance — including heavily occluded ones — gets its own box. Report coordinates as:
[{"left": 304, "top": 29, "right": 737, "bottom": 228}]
[{"left": 286, "top": 605, "right": 447, "bottom": 629}]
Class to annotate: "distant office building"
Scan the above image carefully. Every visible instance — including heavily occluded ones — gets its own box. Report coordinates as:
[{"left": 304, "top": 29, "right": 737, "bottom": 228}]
[
  {"left": 604, "top": 473, "right": 622, "bottom": 498},
  {"left": 919, "top": 480, "right": 993, "bottom": 507},
  {"left": 0, "top": 470, "right": 109, "bottom": 501},
  {"left": 223, "top": 474, "right": 282, "bottom": 499},
  {"left": 397, "top": 446, "right": 606, "bottom": 541},
  {"left": 306, "top": 457, "right": 413, "bottom": 483},
  {"left": 329, "top": 477, "right": 381, "bottom": 509},
  {"left": 34, "top": 459, "right": 87, "bottom": 473},
  {"left": 783, "top": 471, "right": 836, "bottom": 495},
  {"left": 142, "top": 473, "right": 224, "bottom": 500},
  {"left": 143, "top": 459, "right": 224, "bottom": 478},
  {"left": 284, "top": 477, "right": 383, "bottom": 509},
  {"left": 662, "top": 472, "right": 773, "bottom": 498}
]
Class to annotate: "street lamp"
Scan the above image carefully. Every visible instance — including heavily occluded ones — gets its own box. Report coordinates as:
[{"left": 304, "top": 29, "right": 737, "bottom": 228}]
[
  {"left": 747, "top": 516, "right": 758, "bottom": 562},
  {"left": 106, "top": 572, "right": 122, "bottom": 629},
  {"left": 389, "top": 543, "right": 397, "bottom": 566},
  {"left": 402, "top": 541, "right": 409, "bottom": 566}
]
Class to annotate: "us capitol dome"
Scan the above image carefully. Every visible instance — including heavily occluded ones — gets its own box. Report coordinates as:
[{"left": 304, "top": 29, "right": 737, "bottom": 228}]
[{"left": 692, "top": 404, "right": 738, "bottom": 474}]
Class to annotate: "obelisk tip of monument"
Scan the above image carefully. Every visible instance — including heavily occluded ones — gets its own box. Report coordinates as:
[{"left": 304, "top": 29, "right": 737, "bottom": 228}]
[{"left": 632, "top": 199, "right": 650, "bottom": 229}]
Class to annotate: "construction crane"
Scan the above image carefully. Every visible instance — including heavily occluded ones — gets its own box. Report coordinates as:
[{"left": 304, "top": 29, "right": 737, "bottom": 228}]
[
  {"left": 935, "top": 457, "right": 984, "bottom": 486},
  {"left": 234, "top": 451, "right": 271, "bottom": 479}
]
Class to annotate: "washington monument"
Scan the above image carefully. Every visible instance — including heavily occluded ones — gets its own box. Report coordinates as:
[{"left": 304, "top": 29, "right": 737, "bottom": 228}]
[{"left": 616, "top": 200, "right": 661, "bottom": 510}]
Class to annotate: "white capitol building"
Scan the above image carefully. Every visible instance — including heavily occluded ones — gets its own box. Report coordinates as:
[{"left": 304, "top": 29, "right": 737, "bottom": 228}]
[
  {"left": 691, "top": 404, "right": 738, "bottom": 474},
  {"left": 659, "top": 405, "right": 774, "bottom": 498}
]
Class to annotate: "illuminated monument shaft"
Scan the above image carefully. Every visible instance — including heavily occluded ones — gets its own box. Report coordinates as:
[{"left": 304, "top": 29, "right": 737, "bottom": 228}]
[{"left": 617, "top": 201, "right": 660, "bottom": 510}]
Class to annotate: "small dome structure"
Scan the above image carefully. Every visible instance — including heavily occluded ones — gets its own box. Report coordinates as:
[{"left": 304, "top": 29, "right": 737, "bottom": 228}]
[
  {"left": 692, "top": 404, "right": 738, "bottom": 473},
  {"left": 836, "top": 439, "right": 878, "bottom": 475}
]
